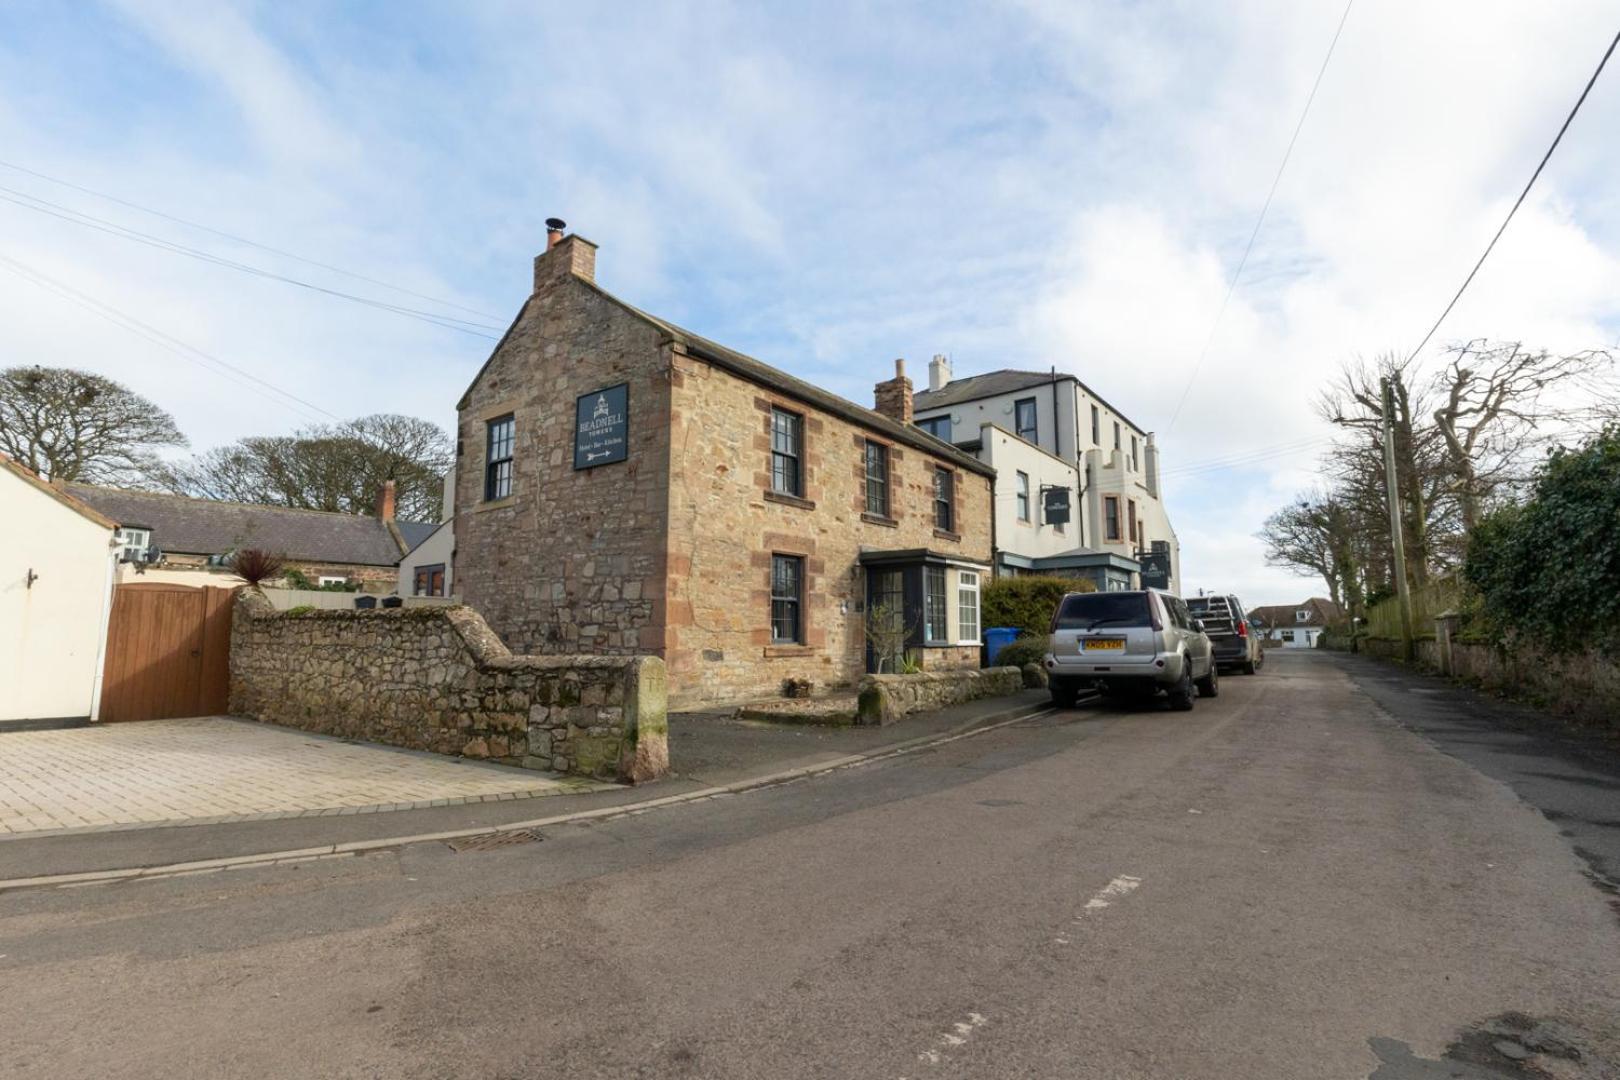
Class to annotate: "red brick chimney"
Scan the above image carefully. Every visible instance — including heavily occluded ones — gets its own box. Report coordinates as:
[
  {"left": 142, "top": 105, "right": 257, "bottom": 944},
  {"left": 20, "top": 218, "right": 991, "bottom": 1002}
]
[
  {"left": 376, "top": 479, "right": 396, "bottom": 522},
  {"left": 534, "top": 216, "right": 597, "bottom": 290},
  {"left": 873, "top": 358, "right": 915, "bottom": 424}
]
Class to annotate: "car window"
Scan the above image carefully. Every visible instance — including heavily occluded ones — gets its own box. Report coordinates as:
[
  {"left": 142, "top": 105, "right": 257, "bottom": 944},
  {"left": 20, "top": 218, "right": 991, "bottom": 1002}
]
[
  {"left": 1168, "top": 596, "right": 1192, "bottom": 629},
  {"left": 1054, "top": 592, "right": 1152, "bottom": 629}
]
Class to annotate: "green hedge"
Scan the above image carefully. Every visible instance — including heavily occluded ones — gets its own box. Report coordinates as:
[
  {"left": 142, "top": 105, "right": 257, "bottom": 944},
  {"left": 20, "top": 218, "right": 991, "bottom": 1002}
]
[
  {"left": 1464, "top": 428, "right": 1620, "bottom": 653},
  {"left": 993, "top": 636, "right": 1049, "bottom": 669},
  {"left": 982, "top": 575, "right": 1094, "bottom": 638}
]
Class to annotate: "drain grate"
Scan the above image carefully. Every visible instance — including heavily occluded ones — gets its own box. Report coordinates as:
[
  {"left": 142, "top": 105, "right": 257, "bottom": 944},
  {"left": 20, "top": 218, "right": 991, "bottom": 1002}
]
[{"left": 447, "top": 829, "right": 543, "bottom": 853}]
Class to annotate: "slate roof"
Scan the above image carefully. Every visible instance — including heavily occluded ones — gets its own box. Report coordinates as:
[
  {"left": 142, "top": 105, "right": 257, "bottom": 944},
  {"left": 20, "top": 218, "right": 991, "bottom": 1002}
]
[
  {"left": 458, "top": 273, "right": 995, "bottom": 479},
  {"left": 397, "top": 520, "right": 439, "bottom": 551},
  {"left": 912, "top": 369, "right": 1147, "bottom": 437},
  {"left": 63, "top": 483, "right": 428, "bottom": 567},
  {"left": 1247, "top": 598, "right": 1343, "bottom": 629}
]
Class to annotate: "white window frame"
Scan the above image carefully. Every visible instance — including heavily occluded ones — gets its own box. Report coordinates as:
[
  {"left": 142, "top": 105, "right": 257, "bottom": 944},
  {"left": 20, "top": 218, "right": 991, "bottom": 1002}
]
[
  {"left": 956, "top": 570, "right": 980, "bottom": 645},
  {"left": 1296, "top": 609, "right": 1310, "bottom": 623},
  {"left": 1015, "top": 471, "right": 1030, "bottom": 522},
  {"left": 318, "top": 575, "right": 349, "bottom": 588},
  {"left": 115, "top": 527, "right": 151, "bottom": 562}
]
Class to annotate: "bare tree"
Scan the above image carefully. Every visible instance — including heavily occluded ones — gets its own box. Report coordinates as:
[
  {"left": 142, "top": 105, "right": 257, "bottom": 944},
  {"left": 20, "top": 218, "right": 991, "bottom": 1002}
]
[
  {"left": 0, "top": 365, "right": 186, "bottom": 484},
  {"left": 1258, "top": 493, "right": 1364, "bottom": 617},
  {"left": 1430, "top": 339, "right": 1614, "bottom": 531},
  {"left": 164, "top": 413, "right": 452, "bottom": 521},
  {"left": 862, "top": 602, "right": 915, "bottom": 674}
]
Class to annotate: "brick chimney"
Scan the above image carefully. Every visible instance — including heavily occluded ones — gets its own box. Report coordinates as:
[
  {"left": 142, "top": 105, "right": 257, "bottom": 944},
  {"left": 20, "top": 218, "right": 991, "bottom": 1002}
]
[
  {"left": 376, "top": 479, "right": 396, "bottom": 522},
  {"left": 874, "top": 358, "right": 915, "bottom": 425},
  {"left": 533, "top": 216, "right": 597, "bottom": 291}
]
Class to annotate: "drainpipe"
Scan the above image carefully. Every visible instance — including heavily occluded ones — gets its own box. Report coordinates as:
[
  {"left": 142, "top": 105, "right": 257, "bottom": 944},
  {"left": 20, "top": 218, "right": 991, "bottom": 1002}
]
[{"left": 1049, "top": 367, "right": 1062, "bottom": 459}]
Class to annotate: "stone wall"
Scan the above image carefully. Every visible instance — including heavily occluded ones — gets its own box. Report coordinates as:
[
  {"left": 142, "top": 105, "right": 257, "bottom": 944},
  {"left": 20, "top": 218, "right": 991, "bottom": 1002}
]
[
  {"left": 857, "top": 666, "right": 1023, "bottom": 725},
  {"left": 453, "top": 236, "right": 672, "bottom": 660},
  {"left": 1362, "top": 633, "right": 1620, "bottom": 727},
  {"left": 664, "top": 351, "right": 996, "bottom": 706},
  {"left": 229, "top": 591, "right": 668, "bottom": 783}
]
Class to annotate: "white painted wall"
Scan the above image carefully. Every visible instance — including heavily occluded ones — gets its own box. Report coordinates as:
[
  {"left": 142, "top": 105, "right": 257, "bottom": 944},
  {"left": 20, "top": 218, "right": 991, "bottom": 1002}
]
[
  {"left": 398, "top": 519, "right": 454, "bottom": 597},
  {"left": 975, "top": 425, "right": 1084, "bottom": 560},
  {"left": 1, "top": 469, "right": 117, "bottom": 721}
]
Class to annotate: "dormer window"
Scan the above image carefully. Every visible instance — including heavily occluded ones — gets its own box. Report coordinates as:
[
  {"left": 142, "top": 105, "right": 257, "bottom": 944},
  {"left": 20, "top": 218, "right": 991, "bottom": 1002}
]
[
  {"left": 1295, "top": 609, "right": 1310, "bottom": 623},
  {"left": 115, "top": 528, "right": 151, "bottom": 563}
]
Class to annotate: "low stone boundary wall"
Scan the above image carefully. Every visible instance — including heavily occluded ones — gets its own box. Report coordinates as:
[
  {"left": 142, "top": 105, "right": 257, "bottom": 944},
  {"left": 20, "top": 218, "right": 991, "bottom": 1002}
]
[
  {"left": 1361, "top": 631, "right": 1620, "bottom": 727},
  {"left": 230, "top": 591, "right": 668, "bottom": 783},
  {"left": 856, "top": 666, "right": 1022, "bottom": 725}
]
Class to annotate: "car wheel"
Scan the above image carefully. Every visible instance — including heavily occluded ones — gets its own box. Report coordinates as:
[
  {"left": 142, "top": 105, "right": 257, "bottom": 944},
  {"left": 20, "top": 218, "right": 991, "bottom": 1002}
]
[
  {"left": 1168, "top": 666, "right": 1195, "bottom": 711},
  {"left": 1196, "top": 662, "right": 1219, "bottom": 698}
]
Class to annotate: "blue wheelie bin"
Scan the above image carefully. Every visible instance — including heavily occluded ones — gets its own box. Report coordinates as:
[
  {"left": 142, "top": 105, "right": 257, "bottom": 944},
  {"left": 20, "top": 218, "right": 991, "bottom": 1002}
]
[{"left": 983, "top": 627, "right": 1021, "bottom": 667}]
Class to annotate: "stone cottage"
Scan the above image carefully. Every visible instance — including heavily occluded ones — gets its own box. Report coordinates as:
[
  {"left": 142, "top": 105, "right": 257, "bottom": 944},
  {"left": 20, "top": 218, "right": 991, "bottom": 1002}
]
[{"left": 454, "top": 222, "right": 995, "bottom": 707}]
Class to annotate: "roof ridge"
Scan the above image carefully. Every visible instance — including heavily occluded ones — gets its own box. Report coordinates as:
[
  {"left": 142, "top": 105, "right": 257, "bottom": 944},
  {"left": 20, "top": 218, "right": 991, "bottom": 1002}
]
[{"left": 64, "top": 481, "right": 432, "bottom": 526}]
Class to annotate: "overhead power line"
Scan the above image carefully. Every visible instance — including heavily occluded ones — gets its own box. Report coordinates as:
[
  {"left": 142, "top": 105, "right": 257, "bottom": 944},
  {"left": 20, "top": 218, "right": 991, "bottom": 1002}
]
[
  {"left": 0, "top": 184, "right": 504, "bottom": 339},
  {"left": 1405, "top": 27, "right": 1620, "bottom": 363},
  {"left": 0, "top": 157, "right": 502, "bottom": 321},
  {"left": 0, "top": 250, "right": 339, "bottom": 425},
  {"left": 1159, "top": 436, "right": 1335, "bottom": 479},
  {"left": 1164, "top": 0, "right": 1355, "bottom": 433}
]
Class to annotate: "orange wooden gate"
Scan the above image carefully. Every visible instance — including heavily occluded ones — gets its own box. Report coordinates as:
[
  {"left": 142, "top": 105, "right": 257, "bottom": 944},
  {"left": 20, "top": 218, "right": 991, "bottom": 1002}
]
[{"left": 99, "top": 584, "right": 237, "bottom": 722}]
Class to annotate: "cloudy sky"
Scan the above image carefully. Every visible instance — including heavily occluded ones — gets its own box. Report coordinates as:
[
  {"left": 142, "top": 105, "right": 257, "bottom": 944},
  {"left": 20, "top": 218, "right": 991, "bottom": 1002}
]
[{"left": 2, "top": 1, "right": 1617, "bottom": 605}]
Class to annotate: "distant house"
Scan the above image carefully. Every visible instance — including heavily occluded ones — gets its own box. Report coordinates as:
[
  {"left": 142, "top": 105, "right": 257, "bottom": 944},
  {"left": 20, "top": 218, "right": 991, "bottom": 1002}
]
[
  {"left": 1247, "top": 598, "right": 1343, "bottom": 649},
  {"left": 398, "top": 471, "right": 454, "bottom": 598},
  {"left": 1, "top": 455, "right": 118, "bottom": 722},
  {"left": 64, "top": 481, "right": 435, "bottom": 594}
]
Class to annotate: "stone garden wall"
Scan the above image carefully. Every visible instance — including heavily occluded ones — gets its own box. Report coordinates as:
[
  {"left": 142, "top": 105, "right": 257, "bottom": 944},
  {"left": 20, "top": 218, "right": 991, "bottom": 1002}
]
[
  {"left": 856, "top": 666, "right": 1023, "bottom": 725},
  {"left": 229, "top": 590, "right": 668, "bottom": 783}
]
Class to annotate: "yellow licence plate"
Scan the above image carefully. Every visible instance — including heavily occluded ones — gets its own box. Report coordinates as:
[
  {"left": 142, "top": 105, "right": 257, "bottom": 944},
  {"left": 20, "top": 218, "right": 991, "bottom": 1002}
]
[{"left": 1084, "top": 638, "right": 1126, "bottom": 651}]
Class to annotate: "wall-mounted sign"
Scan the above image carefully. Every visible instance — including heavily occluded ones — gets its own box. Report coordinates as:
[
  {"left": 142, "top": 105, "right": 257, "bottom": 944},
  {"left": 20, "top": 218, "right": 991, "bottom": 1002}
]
[
  {"left": 1138, "top": 548, "right": 1171, "bottom": 591},
  {"left": 1041, "top": 486, "right": 1071, "bottom": 525},
  {"left": 574, "top": 382, "right": 629, "bottom": 470}
]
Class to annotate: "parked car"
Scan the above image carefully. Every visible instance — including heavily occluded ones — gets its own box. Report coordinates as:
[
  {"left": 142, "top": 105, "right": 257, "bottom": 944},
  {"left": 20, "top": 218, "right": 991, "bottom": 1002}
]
[
  {"left": 1043, "top": 589, "right": 1217, "bottom": 711},
  {"left": 1186, "top": 593, "right": 1263, "bottom": 675}
]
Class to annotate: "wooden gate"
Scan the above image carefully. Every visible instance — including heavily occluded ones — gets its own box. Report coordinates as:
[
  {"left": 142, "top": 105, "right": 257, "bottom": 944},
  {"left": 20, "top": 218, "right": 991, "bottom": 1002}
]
[{"left": 99, "top": 584, "right": 236, "bottom": 722}]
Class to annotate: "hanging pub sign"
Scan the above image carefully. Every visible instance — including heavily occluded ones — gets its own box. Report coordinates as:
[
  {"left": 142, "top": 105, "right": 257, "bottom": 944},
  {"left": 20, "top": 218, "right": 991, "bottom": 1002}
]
[
  {"left": 574, "top": 382, "right": 629, "bottom": 470},
  {"left": 1041, "top": 486, "right": 1071, "bottom": 526},
  {"left": 1138, "top": 547, "right": 1172, "bottom": 591}
]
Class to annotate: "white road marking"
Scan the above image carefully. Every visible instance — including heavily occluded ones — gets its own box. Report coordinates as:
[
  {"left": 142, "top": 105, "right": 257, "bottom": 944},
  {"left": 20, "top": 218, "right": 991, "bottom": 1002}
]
[
  {"left": 910, "top": 1012, "right": 988, "bottom": 1070},
  {"left": 1081, "top": 874, "right": 1142, "bottom": 911}
]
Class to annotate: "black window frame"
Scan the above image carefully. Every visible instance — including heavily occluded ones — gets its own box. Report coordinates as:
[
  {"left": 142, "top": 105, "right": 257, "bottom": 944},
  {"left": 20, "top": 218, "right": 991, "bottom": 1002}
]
[
  {"left": 1014, "top": 397, "right": 1038, "bottom": 444},
  {"left": 770, "top": 407, "right": 803, "bottom": 497},
  {"left": 864, "top": 440, "right": 890, "bottom": 517},
  {"left": 413, "top": 563, "right": 446, "bottom": 597},
  {"left": 924, "top": 564, "right": 949, "bottom": 643},
  {"left": 770, "top": 554, "right": 804, "bottom": 644},
  {"left": 484, "top": 414, "right": 515, "bottom": 502},
  {"left": 932, "top": 467, "right": 954, "bottom": 532},
  {"left": 1015, "top": 471, "right": 1030, "bottom": 522},
  {"left": 917, "top": 415, "right": 952, "bottom": 443}
]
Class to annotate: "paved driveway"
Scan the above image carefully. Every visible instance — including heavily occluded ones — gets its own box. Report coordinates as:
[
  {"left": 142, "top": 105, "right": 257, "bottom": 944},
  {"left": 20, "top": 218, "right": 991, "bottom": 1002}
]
[{"left": 0, "top": 718, "right": 598, "bottom": 837}]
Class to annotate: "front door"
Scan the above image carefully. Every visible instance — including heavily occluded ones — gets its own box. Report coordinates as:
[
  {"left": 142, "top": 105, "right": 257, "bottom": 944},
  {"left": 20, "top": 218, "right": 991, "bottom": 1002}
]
[{"left": 865, "top": 569, "right": 906, "bottom": 673}]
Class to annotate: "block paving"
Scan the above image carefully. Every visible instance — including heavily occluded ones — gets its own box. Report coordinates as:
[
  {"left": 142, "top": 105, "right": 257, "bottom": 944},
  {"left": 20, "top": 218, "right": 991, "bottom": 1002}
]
[{"left": 0, "top": 717, "right": 598, "bottom": 837}]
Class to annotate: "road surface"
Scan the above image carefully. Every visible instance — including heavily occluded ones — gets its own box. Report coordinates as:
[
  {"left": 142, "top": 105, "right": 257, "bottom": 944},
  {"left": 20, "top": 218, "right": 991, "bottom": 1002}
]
[{"left": 3, "top": 650, "right": 1617, "bottom": 1079}]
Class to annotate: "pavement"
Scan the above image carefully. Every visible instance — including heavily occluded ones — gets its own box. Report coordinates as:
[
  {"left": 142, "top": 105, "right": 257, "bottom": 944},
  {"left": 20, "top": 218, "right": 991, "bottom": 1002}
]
[
  {"left": 2, "top": 652, "right": 1617, "bottom": 1079},
  {"left": 0, "top": 716, "right": 597, "bottom": 837},
  {"left": 0, "top": 690, "right": 1055, "bottom": 881}
]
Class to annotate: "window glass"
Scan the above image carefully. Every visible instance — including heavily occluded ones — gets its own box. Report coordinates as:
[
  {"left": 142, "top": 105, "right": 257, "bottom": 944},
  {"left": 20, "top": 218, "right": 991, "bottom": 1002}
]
[
  {"left": 770, "top": 408, "right": 803, "bottom": 496},
  {"left": 933, "top": 468, "right": 954, "bottom": 531},
  {"left": 864, "top": 441, "right": 889, "bottom": 516},
  {"left": 1104, "top": 496, "right": 1121, "bottom": 541},
  {"left": 958, "top": 570, "right": 980, "bottom": 642},
  {"left": 1015, "top": 471, "right": 1030, "bottom": 522},
  {"left": 771, "top": 554, "right": 804, "bottom": 643},
  {"left": 1090, "top": 404, "right": 1100, "bottom": 444},
  {"left": 1113, "top": 421, "right": 1121, "bottom": 451},
  {"left": 917, "top": 415, "right": 952, "bottom": 443},
  {"left": 925, "top": 565, "right": 948, "bottom": 642},
  {"left": 1014, "top": 398, "right": 1038, "bottom": 443},
  {"left": 1130, "top": 434, "right": 1139, "bottom": 472},
  {"left": 1054, "top": 592, "right": 1151, "bottom": 629},
  {"left": 485, "top": 414, "right": 514, "bottom": 501}
]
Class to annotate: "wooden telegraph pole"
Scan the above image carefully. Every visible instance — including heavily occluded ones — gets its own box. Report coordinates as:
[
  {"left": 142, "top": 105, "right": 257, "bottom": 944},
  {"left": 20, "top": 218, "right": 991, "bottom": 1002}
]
[{"left": 1380, "top": 376, "right": 1416, "bottom": 661}]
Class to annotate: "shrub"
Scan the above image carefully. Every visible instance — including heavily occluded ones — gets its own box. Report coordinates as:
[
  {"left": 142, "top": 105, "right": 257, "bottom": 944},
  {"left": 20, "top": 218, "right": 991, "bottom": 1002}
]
[
  {"left": 993, "top": 635, "right": 1049, "bottom": 670},
  {"left": 1463, "top": 428, "right": 1620, "bottom": 653},
  {"left": 982, "top": 575, "right": 1094, "bottom": 637},
  {"left": 230, "top": 548, "right": 286, "bottom": 587}
]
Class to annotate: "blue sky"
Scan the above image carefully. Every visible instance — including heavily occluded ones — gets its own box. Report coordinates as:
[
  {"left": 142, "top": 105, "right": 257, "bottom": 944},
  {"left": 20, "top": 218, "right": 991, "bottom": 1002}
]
[{"left": 2, "top": 1, "right": 1617, "bottom": 604}]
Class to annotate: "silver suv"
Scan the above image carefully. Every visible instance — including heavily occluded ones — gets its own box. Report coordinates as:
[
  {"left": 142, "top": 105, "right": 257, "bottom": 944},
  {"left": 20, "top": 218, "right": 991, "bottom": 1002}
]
[{"left": 1043, "top": 589, "right": 1217, "bottom": 711}]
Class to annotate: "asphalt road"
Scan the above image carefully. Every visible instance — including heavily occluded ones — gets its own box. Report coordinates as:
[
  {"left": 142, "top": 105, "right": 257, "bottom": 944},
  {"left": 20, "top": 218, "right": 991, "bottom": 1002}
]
[{"left": 3, "top": 651, "right": 1617, "bottom": 1079}]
